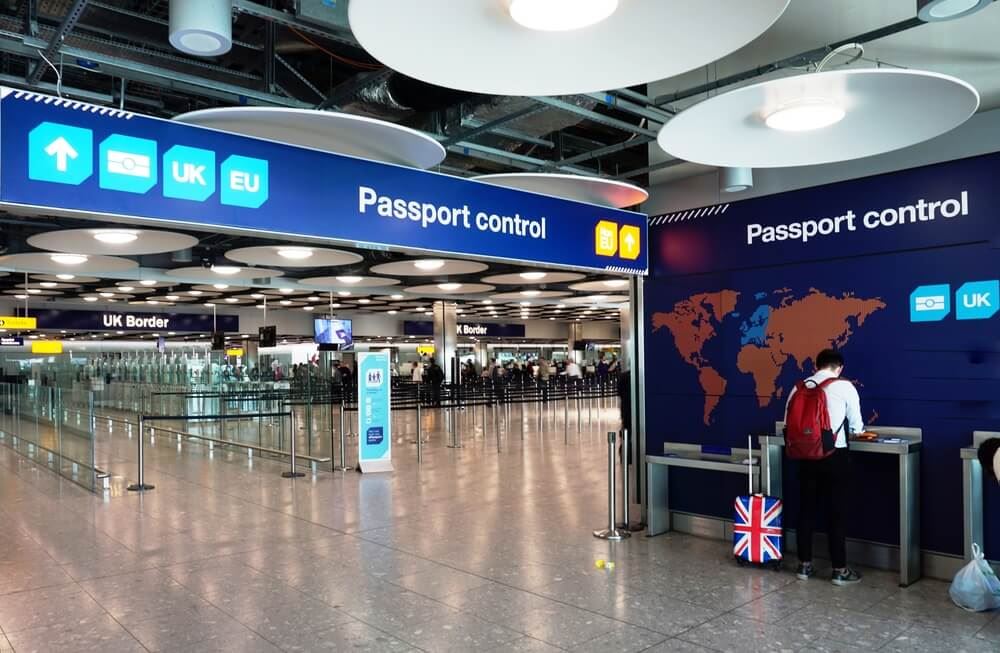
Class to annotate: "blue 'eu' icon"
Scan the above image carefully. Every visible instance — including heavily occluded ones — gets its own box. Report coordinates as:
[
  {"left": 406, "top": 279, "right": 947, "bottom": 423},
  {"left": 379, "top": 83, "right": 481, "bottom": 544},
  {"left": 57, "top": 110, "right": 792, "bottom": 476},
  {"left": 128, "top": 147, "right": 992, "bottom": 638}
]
[
  {"left": 28, "top": 122, "right": 93, "bottom": 185},
  {"left": 909, "top": 284, "right": 951, "bottom": 323},
  {"left": 99, "top": 134, "right": 158, "bottom": 194},
  {"left": 956, "top": 280, "right": 999, "bottom": 321},
  {"left": 163, "top": 145, "right": 216, "bottom": 202},
  {"left": 221, "top": 155, "right": 268, "bottom": 208}
]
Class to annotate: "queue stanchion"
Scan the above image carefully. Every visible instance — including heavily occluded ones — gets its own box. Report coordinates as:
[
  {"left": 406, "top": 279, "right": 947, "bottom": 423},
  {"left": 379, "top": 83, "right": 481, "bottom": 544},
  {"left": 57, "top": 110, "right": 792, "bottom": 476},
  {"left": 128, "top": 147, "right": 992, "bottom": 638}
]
[
  {"left": 520, "top": 398, "right": 525, "bottom": 440},
  {"left": 335, "top": 397, "right": 352, "bottom": 471},
  {"left": 126, "top": 416, "right": 154, "bottom": 492},
  {"left": 563, "top": 386, "right": 569, "bottom": 444},
  {"left": 576, "top": 384, "right": 582, "bottom": 433},
  {"left": 616, "top": 428, "right": 644, "bottom": 532},
  {"left": 495, "top": 401, "right": 502, "bottom": 453},
  {"left": 282, "top": 412, "right": 305, "bottom": 478},
  {"left": 594, "top": 431, "right": 628, "bottom": 541},
  {"left": 416, "top": 401, "right": 423, "bottom": 463},
  {"left": 448, "top": 398, "right": 463, "bottom": 448}
]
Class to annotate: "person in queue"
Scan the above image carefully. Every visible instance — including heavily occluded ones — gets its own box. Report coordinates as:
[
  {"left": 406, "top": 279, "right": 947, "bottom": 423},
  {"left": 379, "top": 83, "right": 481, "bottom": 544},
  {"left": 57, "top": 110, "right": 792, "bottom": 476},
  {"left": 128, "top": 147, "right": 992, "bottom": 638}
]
[
  {"left": 785, "top": 349, "right": 864, "bottom": 586},
  {"left": 425, "top": 359, "right": 445, "bottom": 407}
]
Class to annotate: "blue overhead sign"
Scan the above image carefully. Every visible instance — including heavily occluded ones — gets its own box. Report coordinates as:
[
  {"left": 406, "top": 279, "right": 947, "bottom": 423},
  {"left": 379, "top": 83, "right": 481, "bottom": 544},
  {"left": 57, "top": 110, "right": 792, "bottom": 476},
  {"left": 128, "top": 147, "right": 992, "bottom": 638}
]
[
  {"left": 14, "top": 308, "right": 238, "bottom": 333},
  {"left": 0, "top": 89, "right": 647, "bottom": 275}
]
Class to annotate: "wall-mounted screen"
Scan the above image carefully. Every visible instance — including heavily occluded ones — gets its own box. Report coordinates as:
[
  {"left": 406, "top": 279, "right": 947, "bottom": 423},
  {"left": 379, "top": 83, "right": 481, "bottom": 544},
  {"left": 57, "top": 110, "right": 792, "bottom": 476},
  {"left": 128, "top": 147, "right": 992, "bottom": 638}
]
[{"left": 314, "top": 318, "right": 353, "bottom": 349}]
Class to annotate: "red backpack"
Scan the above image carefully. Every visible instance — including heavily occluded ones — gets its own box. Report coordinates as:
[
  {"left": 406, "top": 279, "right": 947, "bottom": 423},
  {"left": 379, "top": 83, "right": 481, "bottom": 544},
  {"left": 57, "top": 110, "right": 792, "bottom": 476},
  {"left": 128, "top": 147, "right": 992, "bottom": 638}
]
[{"left": 785, "top": 378, "right": 845, "bottom": 460}]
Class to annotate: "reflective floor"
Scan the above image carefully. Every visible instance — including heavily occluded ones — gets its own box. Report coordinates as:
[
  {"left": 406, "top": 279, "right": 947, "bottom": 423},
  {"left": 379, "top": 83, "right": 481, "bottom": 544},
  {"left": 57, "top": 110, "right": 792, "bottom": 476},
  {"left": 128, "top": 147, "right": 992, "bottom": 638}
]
[{"left": 0, "top": 403, "right": 997, "bottom": 652}]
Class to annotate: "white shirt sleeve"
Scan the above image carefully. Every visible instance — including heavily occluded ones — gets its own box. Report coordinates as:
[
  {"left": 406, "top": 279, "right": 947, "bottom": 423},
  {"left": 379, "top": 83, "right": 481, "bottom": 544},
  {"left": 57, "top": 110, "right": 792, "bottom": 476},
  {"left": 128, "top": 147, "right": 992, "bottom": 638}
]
[{"left": 841, "top": 381, "right": 865, "bottom": 435}]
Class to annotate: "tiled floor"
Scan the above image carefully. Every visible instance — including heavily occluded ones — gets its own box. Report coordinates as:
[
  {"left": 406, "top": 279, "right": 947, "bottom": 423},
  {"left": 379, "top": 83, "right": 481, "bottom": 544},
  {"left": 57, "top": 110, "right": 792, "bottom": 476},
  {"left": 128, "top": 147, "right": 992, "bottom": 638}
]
[{"left": 0, "top": 401, "right": 997, "bottom": 652}]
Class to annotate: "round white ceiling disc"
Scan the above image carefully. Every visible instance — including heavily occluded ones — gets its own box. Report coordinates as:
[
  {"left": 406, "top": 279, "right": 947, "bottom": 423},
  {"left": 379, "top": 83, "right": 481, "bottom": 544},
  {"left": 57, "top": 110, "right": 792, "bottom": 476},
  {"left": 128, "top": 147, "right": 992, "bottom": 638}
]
[
  {"left": 97, "top": 286, "right": 156, "bottom": 295},
  {"left": 658, "top": 69, "right": 980, "bottom": 168},
  {"left": 349, "top": 0, "right": 789, "bottom": 96},
  {"left": 569, "top": 279, "right": 632, "bottom": 292},
  {"left": 33, "top": 274, "right": 101, "bottom": 284},
  {"left": 490, "top": 290, "right": 571, "bottom": 301},
  {"left": 368, "top": 259, "right": 489, "bottom": 277},
  {"left": 474, "top": 174, "right": 648, "bottom": 208},
  {"left": 173, "top": 108, "right": 447, "bottom": 169},
  {"left": 4, "top": 289, "right": 63, "bottom": 296},
  {"left": 0, "top": 253, "right": 138, "bottom": 275},
  {"left": 27, "top": 229, "right": 198, "bottom": 256},
  {"left": 405, "top": 283, "right": 496, "bottom": 296},
  {"left": 224, "top": 246, "right": 363, "bottom": 268},
  {"left": 562, "top": 294, "right": 628, "bottom": 305},
  {"left": 260, "top": 288, "right": 312, "bottom": 297},
  {"left": 481, "top": 271, "right": 585, "bottom": 285},
  {"left": 299, "top": 276, "right": 401, "bottom": 289},
  {"left": 190, "top": 284, "right": 251, "bottom": 293},
  {"left": 166, "top": 266, "right": 285, "bottom": 282}
]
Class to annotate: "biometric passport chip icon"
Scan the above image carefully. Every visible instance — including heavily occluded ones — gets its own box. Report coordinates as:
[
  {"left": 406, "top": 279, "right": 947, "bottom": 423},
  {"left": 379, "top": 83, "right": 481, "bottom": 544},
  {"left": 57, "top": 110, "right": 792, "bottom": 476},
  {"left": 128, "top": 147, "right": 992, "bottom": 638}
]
[{"left": 910, "top": 284, "right": 951, "bottom": 322}]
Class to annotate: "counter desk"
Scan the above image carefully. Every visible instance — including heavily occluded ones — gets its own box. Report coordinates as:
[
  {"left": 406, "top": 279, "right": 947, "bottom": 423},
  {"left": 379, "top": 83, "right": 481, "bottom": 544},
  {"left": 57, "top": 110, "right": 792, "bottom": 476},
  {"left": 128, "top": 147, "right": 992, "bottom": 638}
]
[
  {"left": 961, "top": 431, "right": 997, "bottom": 563},
  {"left": 762, "top": 424, "right": 922, "bottom": 587}
]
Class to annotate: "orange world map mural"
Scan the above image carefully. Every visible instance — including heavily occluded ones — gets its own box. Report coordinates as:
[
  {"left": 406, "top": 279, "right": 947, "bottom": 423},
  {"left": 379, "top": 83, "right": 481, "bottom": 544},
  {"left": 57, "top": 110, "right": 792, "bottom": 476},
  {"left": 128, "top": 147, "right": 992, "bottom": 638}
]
[{"left": 652, "top": 289, "right": 886, "bottom": 425}]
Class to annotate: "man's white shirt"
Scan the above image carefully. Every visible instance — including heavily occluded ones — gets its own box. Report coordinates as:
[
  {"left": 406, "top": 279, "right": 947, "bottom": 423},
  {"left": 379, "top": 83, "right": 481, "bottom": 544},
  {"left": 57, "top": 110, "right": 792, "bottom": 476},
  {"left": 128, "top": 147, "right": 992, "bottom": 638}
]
[{"left": 784, "top": 369, "right": 864, "bottom": 448}]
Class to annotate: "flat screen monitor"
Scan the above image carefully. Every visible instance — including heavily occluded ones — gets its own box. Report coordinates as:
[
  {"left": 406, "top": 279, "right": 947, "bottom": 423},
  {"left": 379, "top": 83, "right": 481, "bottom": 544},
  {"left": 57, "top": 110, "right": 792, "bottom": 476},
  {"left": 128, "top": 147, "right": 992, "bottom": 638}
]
[
  {"left": 259, "top": 325, "right": 277, "bottom": 349},
  {"left": 314, "top": 318, "right": 352, "bottom": 349}
]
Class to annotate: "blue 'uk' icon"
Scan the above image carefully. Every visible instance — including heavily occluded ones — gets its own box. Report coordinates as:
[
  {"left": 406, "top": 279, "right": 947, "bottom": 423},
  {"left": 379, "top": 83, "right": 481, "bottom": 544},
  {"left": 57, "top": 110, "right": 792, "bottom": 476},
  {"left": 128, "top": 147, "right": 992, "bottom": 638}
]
[
  {"left": 99, "top": 134, "right": 158, "bottom": 194},
  {"left": 956, "top": 280, "right": 999, "bottom": 321},
  {"left": 221, "top": 155, "right": 268, "bottom": 208},
  {"left": 28, "top": 122, "right": 93, "bottom": 185},
  {"left": 909, "top": 284, "right": 951, "bottom": 323},
  {"left": 163, "top": 145, "right": 216, "bottom": 202}
]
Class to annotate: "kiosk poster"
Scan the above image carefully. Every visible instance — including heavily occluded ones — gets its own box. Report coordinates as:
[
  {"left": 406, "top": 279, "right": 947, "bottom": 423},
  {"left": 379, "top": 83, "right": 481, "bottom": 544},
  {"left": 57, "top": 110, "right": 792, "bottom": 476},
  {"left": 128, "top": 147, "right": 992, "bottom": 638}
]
[{"left": 357, "top": 351, "right": 393, "bottom": 473}]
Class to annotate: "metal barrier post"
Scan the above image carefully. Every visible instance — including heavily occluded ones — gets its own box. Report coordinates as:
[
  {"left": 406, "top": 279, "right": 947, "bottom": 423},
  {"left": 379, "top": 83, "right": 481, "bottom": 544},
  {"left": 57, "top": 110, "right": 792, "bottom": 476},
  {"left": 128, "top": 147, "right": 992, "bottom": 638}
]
[
  {"left": 617, "top": 428, "right": 644, "bottom": 532},
  {"left": 576, "top": 386, "right": 582, "bottom": 432},
  {"left": 564, "top": 391, "right": 569, "bottom": 444},
  {"left": 127, "top": 416, "right": 155, "bottom": 492},
  {"left": 594, "top": 431, "right": 628, "bottom": 540},
  {"left": 494, "top": 402, "right": 502, "bottom": 453},
  {"left": 335, "top": 397, "right": 352, "bottom": 471},
  {"left": 282, "top": 413, "right": 305, "bottom": 478},
  {"left": 416, "top": 402, "right": 423, "bottom": 463}
]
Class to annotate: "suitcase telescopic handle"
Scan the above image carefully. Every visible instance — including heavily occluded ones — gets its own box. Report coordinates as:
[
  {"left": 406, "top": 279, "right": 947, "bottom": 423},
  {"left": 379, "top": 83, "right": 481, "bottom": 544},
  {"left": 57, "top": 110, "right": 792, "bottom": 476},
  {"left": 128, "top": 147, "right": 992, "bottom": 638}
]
[{"left": 747, "top": 434, "right": 753, "bottom": 496}]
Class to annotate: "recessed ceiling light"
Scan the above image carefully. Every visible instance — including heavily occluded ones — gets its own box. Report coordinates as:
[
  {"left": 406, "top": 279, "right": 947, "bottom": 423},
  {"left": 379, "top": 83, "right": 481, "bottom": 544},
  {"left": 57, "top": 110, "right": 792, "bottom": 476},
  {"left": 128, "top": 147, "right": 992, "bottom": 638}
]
[
  {"left": 519, "top": 301, "right": 532, "bottom": 306},
  {"left": 27, "top": 334, "right": 37, "bottom": 339},
  {"left": 387, "top": 310, "right": 398, "bottom": 315},
  {"left": 330, "top": 303, "right": 341, "bottom": 308},
  {"left": 438, "top": 283, "right": 462, "bottom": 291},
  {"left": 166, "top": 295, "right": 180, "bottom": 301},
  {"left": 225, "top": 298, "right": 239, "bottom": 303},
  {"left": 303, "top": 306, "right": 315, "bottom": 312},
  {"left": 251, "top": 293, "right": 264, "bottom": 299},
  {"left": 307, "top": 296, "right": 321, "bottom": 301},
  {"left": 56, "top": 274, "right": 75, "bottom": 280},
  {"left": 14, "top": 294, "right": 26, "bottom": 300},
  {"left": 481, "top": 299, "right": 492, "bottom": 304},
  {"left": 92, "top": 229, "right": 139, "bottom": 245},
  {"left": 414, "top": 259, "right": 446, "bottom": 271},
  {"left": 520, "top": 271, "right": 548, "bottom": 280},
  {"left": 337, "top": 276, "right": 363, "bottom": 284},
  {"left": 119, "top": 286, "right": 135, "bottom": 292},
  {"left": 39, "top": 282, "right": 57, "bottom": 288},
  {"left": 84, "top": 296, "right": 99, "bottom": 302},
  {"left": 116, "top": 330, "right": 124, "bottom": 335},
  {"left": 338, "top": 290, "right": 351, "bottom": 297},
  {"left": 211, "top": 265, "right": 240, "bottom": 276},
  {"left": 279, "top": 288, "right": 296, "bottom": 294},
  {"left": 100, "top": 292, "right": 115, "bottom": 298},
  {"left": 168, "top": 331, "right": 176, "bottom": 335},
  {"left": 276, "top": 247, "right": 314, "bottom": 260},
  {"left": 603, "top": 279, "right": 628, "bottom": 288},
  {"left": 26, "top": 289, "right": 41, "bottom": 295},
  {"left": 391, "top": 294, "right": 405, "bottom": 300},
  {"left": 213, "top": 283, "right": 230, "bottom": 290},
  {"left": 509, "top": 0, "right": 619, "bottom": 32},
  {"left": 521, "top": 290, "right": 541, "bottom": 297},
  {"left": 50, "top": 253, "right": 88, "bottom": 265},
  {"left": 189, "top": 290, "right": 203, "bottom": 296},
  {"left": 140, "top": 280, "right": 158, "bottom": 287},
  {"left": 204, "top": 302, "right": 216, "bottom": 307},
  {"left": 280, "top": 300, "right": 292, "bottom": 306},
  {"left": 147, "top": 300, "right": 160, "bottom": 305},
  {"left": 358, "top": 299, "right": 371, "bottom": 304},
  {"left": 765, "top": 98, "right": 845, "bottom": 132}
]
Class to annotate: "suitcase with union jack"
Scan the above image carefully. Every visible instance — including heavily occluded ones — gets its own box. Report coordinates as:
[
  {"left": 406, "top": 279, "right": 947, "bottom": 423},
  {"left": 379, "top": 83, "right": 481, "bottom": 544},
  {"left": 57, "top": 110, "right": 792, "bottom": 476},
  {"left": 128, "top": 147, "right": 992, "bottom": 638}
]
[{"left": 734, "top": 435, "right": 783, "bottom": 569}]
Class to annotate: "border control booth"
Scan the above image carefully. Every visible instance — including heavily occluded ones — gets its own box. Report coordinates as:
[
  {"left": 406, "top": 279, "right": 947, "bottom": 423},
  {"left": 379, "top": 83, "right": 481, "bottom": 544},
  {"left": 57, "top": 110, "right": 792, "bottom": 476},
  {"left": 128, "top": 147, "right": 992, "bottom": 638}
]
[{"left": 640, "top": 151, "right": 1000, "bottom": 584}]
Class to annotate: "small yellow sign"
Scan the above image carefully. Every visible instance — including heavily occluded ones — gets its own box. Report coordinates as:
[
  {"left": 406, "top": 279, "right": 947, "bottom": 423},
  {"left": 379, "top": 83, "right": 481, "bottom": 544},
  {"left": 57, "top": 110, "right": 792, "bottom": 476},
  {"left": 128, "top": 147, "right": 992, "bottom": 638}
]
[
  {"left": 619, "top": 225, "right": 641, "bottom": 260},
  {"left": 595, "top": 220, "right": 618, "bottom": 257},
  {"left": 31, "top": 341, "right": 63, "bottom": 354},
  {"left": 226, "top": 348, "right": 245, "bottom": 357},
  {"left": 0, "top": 316, "right": 37, "bottom": 329},
  {"left": 417, "top": 345, "right": 436, "bottom": 356}
]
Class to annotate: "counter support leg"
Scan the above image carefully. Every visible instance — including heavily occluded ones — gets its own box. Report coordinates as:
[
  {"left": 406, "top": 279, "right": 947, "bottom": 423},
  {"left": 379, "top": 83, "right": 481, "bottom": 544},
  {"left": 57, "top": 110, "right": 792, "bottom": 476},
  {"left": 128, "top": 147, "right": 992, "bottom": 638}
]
[
  {"left": 899, "top": 450, "right": 921, "bottom": 587},
  {"left": 646, "top": 462, "right": 670, "bottom": 536},
  {"left": 963, "top": 457, "right": 984, "bottom": 563}
]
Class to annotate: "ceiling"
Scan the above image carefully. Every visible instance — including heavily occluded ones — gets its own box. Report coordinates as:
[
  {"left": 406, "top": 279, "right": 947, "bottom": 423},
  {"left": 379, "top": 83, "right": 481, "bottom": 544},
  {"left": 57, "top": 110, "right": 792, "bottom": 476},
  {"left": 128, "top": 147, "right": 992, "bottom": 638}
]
[{"left": 646, "top": 0, "right": 1000, "bottom": 186}]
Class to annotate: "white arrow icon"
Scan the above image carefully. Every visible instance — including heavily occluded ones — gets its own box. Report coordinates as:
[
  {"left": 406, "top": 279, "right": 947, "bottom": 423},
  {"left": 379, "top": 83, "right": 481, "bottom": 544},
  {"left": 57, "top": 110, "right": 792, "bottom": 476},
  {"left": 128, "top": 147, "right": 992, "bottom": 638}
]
[
  {"left": 624, "top": 233, "right": 636, "bottom": 252},
  {"left": 44, "top": 136, "right": 78, "bottom": 172}
]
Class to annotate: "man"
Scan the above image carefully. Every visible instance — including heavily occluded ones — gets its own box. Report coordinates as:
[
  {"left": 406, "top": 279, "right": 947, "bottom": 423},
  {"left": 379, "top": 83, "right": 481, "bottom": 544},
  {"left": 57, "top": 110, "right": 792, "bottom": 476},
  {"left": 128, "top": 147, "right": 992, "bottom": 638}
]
[
  {"left": 785, "top": 349, "right": 864, "bottom": 586},
  {"left": 425, "top": 359, "right": 445, "bottom": 407}
]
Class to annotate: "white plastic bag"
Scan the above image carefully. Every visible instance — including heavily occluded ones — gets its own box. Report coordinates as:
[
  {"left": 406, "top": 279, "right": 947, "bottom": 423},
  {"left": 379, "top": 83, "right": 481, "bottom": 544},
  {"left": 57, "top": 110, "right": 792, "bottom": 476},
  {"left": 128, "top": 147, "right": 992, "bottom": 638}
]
[{"left": 949, "top": 544, "right": 1000, "bottom": 612}]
